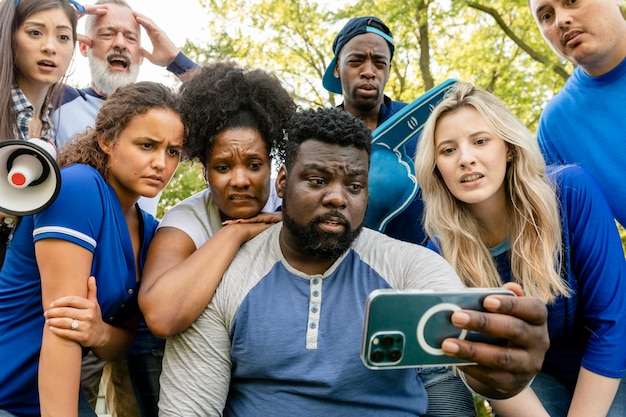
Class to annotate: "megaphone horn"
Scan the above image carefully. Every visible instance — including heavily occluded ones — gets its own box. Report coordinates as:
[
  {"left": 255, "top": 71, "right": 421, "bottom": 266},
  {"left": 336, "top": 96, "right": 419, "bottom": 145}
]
[{"left": 0, "top": 138, "right": 61, "bottom": 216}]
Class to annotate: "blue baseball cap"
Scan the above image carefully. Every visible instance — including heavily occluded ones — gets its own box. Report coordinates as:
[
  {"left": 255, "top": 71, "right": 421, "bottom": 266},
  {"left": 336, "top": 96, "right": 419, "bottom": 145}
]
[{"left": 322, "top": 16, "right": 395, "bottom": 95}]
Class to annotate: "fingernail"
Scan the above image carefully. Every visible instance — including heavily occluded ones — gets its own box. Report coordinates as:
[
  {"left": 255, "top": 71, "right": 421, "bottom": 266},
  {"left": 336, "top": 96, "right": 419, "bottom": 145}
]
[
  {"left": 484, "top": 297, "right": 502, "bottom": 310},
  {"left": 451, "top": 311, "right": 470, "bottom": 325},
  {"left": 442, "top": 340, "right": 459, "bottom": 353}
]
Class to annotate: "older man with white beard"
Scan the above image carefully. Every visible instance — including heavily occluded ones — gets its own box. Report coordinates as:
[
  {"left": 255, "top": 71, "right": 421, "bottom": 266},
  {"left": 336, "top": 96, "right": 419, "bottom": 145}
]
[{"left": 53, "top": 0, "right": 195, "bottom": 149}]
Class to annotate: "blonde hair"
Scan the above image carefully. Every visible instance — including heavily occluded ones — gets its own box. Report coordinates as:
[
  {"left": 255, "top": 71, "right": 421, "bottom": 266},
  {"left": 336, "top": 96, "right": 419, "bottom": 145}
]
[{"left": 415, "top": 82, "right": 569, "bottom": 303}]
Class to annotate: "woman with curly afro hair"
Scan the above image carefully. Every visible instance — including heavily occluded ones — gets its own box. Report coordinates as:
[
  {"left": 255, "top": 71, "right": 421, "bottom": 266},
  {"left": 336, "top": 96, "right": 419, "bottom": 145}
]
[{"left": 139, "top": 61, "right": 296, "bottom": 339}]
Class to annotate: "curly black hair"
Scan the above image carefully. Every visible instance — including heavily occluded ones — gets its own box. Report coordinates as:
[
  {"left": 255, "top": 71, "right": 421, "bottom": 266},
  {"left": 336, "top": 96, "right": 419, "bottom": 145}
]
[
  {"left": 178, "top": 61, "right": 296, "bottom": 168},
  {"left": 281, "top": 107, "right": 372, "bottom": 170}
]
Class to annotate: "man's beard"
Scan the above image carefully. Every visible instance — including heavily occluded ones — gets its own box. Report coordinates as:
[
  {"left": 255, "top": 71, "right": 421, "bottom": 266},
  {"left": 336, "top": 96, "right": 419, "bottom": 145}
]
[
  {"left": 88, "top": 49, "right": 139, "bottom": 96},
  {"left": 282, "top": 209, "right": 363, "bottom": 260}
]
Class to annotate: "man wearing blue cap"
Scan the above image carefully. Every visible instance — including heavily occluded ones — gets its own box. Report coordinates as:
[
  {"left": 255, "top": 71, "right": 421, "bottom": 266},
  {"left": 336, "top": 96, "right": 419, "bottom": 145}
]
[
  {"left": 322, "top": 16, "right": 400, "bottom": 131},
  {"left": 323, "top": 16, "right": 428, "bottom": 246}
]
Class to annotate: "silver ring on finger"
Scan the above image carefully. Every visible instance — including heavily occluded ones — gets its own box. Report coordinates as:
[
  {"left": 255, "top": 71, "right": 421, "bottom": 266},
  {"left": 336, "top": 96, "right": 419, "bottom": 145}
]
[{"left": 71, "top": 319, "right": 79, "bottom": 330}]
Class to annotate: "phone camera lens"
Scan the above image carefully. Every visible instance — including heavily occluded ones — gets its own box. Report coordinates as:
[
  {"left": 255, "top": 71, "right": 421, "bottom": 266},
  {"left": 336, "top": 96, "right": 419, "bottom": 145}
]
[
  {"left": 380, "top": 335, "right": 395, "bottom": 349},
  {"left": 370, "top": 349, "right": 385, "bottom": 363},
  {"left": 387, "top": 348, "right": 402, "bottom": 362}
]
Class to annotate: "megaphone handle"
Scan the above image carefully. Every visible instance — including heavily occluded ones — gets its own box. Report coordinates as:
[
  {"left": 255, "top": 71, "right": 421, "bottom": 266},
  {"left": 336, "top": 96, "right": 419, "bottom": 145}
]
[{"left": 0, "top": 216, "right": 17, "bottom": 262}]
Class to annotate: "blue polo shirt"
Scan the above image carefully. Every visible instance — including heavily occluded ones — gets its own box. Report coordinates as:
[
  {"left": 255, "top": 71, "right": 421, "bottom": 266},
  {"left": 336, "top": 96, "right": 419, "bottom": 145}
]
[{"left": 0, "top": 164, "right": 157, "bottom": 416}]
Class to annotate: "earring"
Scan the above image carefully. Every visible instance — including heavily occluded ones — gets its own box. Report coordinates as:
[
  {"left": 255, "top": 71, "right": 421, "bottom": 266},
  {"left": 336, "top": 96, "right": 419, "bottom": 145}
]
[{"left": 507, "top": 148, "right": 516, "bottom": 162}]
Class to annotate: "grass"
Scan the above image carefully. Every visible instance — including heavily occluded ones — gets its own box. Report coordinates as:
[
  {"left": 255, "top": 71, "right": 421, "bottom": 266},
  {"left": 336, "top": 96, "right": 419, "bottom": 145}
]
[{"left": 475, "top": 396, "right": 494, "bottom": 417}]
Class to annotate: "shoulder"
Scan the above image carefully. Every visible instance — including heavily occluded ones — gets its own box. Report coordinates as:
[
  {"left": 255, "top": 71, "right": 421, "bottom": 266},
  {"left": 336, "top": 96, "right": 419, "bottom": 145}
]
[
  {"left": 159, "top": 189, "right": 221, "bottom": 248},
  {"left": 161, "top": 189, "right": 212, "bottom": 224},
  {"left": 547, "top": 164, "right": 611, "bottom": 214},
  {"left": 60, "top": 164, "right": 103, "bottom": 187},
  {"left": 383, "top": 96, "right": 407, "bottom": 113},
  {"left": 223, "top": 225, "right": 282, "bottom": 284},
  {"left": 54, "top": 165, "right": 111, "bottom": 212},
  {"left": 547, "top": 164, "right": 593, "bottom": 189},
  {"left": 355, "top": 228, "right": 437, "bottom": 259},
  {"left": 59, "top": 84, "right": 84, "bottom": 103},
  {"left": 353, "top": 228, "right": 463, "bottom": 290}
]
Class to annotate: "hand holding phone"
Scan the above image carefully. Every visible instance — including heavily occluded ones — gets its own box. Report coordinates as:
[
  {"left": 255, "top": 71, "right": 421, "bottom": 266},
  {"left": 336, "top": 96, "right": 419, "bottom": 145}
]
[{"left": 361, "top": 288, "right": 515, "bottom": 369}]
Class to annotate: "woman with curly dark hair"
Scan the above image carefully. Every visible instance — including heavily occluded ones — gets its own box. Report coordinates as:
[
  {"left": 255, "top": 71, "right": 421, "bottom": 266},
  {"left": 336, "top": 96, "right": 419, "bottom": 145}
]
[
  {"left": 0, "top": 81, "right": 183, "bottom": 417},
  {"left": 139, "top": 61, "right": 296, "bottom": 339}
]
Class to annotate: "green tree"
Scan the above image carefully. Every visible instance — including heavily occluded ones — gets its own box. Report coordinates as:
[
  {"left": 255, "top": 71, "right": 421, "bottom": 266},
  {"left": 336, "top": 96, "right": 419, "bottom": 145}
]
[{"left": 157, "top": 160, "right": 205, "bottom": 219}]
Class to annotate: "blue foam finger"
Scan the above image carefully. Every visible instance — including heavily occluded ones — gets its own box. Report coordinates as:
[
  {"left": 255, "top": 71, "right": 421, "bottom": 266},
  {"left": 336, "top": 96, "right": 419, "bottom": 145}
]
[{"left": 366, "top": 79, "right": 457, "bottom": 232}]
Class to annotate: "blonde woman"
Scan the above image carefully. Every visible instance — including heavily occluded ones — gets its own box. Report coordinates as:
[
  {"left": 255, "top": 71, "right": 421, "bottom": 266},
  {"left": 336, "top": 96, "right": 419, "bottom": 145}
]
[{"left": 415, "top": 82, "right": 626, "bottom": 417}]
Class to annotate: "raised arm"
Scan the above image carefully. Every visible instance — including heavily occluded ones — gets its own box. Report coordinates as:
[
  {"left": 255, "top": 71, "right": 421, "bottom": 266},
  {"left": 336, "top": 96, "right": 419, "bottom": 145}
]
[
  {"left": 74, "top": 4, "right": 107, "bottom": 47},
  {"left": 139, "top": 221, "right": 273, "bottom": 338}
]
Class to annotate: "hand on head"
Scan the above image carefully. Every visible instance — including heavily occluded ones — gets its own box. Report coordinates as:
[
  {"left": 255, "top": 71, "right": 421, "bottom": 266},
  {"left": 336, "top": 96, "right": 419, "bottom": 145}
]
[
  {"left": 75, "top": 4, "right": 107, "bottom": 47},
  {"left": 442, "top": 282, "right": 549, "bottom": 398},
  {"left": 134, "top": 12, "right": 179, "bottom": 67}
]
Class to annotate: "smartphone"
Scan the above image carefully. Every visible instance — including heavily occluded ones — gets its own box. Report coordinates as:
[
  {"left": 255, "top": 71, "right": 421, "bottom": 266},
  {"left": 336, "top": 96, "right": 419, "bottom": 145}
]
[{"left": 361, "top": 288, "right": 515, "bottom": 369}]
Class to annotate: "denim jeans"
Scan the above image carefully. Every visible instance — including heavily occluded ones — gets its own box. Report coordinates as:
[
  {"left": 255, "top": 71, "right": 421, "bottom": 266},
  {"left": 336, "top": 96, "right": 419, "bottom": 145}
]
[
  {"left": 126, "top": 321, "right": 165, "bottom": 417},
  {"left": 418, "top": 366, "right": 477, "bottom": 417},
  {"left": 532, "top": 371, "right": 626, "bottom": 417},
  {"left": 78, "top": 388, "right": 98, "bottom": 417}
]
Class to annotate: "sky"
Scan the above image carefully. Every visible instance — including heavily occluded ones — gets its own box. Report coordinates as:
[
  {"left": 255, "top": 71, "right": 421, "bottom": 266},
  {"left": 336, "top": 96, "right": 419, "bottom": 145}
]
[{"left": 65, "top": 0, "right": 210, "bottom": 88}]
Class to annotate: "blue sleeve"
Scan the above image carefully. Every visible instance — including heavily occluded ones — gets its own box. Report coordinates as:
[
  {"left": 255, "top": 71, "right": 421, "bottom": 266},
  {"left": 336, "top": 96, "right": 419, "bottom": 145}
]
[
  {"left": 166, "top": 52, "right": 198, "bottom": 77},
  {"left": 555, "top": 165, "right": 626, "bottom": 378},
  {"left": 32, "top": 165, "right": 106, "bottom": 253}
]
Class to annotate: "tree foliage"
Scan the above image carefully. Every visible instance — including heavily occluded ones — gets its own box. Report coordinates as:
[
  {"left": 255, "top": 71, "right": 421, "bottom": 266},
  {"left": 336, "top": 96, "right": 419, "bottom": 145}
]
[
  {"left": 181, "top": 0, "right": 573, "bottom": 128},
  {"left": 157, "top": 161, "right": 205, "bottom": 219}
]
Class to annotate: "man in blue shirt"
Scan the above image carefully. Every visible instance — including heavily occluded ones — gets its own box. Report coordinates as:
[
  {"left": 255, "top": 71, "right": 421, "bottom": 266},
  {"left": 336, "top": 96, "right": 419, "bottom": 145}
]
[{"left": 527, "top": 0, "right": 626, "bottom": 228}]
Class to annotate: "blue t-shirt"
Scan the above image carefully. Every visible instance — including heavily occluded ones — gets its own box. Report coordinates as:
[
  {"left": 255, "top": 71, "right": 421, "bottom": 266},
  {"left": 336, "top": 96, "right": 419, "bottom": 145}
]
[
  {"left": 0, "top": 164, "right": 157, "bottom": 417},
  {"left": 428, "top": 165, "right": 626, "bottom": 390},
  {"left": 538, "top": 58, "right": 626, "bottom": 227}
]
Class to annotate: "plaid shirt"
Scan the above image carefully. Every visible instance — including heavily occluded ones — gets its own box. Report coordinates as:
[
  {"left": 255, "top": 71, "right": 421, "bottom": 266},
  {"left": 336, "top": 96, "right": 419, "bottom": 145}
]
[{"left": 11, "top": 86, "right": 55, "bottom": 141}]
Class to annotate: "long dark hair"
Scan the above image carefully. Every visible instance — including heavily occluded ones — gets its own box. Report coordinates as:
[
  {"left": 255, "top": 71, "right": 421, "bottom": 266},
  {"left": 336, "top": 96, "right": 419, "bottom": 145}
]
[{"left": 0, "top": 0, "right": 78, "bottom": 141}]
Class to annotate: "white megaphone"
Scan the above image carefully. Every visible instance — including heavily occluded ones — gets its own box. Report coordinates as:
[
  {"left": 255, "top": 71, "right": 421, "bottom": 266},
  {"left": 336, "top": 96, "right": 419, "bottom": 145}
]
[{"left": 0, "top": 138, "right": 61, "bottom": 216}]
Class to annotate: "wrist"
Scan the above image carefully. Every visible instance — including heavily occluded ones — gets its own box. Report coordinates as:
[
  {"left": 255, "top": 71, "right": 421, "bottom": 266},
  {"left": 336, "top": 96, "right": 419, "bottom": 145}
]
[{"left": 456, "top": 367, "right": 536, "bottom": 401}]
